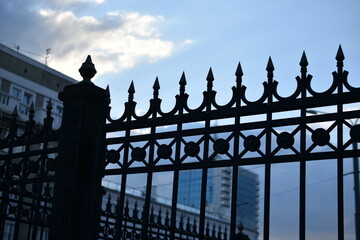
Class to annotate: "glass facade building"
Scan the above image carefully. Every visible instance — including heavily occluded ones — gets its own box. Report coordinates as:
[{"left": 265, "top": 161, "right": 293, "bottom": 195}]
[{"left": 178, "top": 167, "right": 259, "bottom": 240}]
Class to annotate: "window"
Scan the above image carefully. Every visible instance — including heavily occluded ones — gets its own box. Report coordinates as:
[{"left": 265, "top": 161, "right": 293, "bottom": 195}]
[
  {"left": 11, "top": 87, "right": 21, "bottom": 99},
  {"left": 22, "top": 92, "right": 33, "bottom": 105},
  {"left": 19, "top": 91, "right": 34, "bottom": 114}
]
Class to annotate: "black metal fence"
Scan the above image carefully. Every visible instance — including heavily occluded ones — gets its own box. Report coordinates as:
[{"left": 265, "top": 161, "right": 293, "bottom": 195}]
[{"left": 1, "top": 46, "right": 359, "bottom": 240}]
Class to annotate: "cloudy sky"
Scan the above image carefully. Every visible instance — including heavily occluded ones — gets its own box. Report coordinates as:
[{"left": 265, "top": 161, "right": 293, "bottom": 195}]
[{"left": 1, "top": 0, "right": 359, "bottom": 239}]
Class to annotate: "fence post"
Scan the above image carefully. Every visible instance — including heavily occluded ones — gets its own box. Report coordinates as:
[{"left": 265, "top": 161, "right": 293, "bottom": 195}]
[{"left": 50, "top": 56, "right": 109, "bottom": 240}]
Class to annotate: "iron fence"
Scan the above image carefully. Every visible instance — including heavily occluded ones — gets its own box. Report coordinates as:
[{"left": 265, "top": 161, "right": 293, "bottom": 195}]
[{"left": 0, "top": 46, "right": 359, "bottom": 240}]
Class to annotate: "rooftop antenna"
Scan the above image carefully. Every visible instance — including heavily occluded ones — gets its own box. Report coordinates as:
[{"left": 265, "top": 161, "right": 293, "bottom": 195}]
[
  {"left": 45, "top": 48, "right": 51, "bottom": 66},
  {"left": 14, "top": 44, "right": 20, "bottom": 53}
]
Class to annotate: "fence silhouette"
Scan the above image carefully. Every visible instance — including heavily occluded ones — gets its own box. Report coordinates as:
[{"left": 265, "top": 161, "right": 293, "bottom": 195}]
[{"left": 0, "top": 45, "right": 359, "bottom": 240}]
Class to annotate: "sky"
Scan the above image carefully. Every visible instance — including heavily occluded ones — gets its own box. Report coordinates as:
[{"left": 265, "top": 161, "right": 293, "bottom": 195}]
[{"left": 1, "top": 0, "right": 359, "bottom": 239}]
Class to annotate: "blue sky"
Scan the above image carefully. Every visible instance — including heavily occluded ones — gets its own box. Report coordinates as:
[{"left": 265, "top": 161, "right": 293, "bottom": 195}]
[{"left": 1, "top": 0, "right": 359, "bottom": 239}]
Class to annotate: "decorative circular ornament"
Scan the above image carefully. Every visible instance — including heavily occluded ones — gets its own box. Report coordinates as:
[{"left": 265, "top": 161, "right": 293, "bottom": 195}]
[
  {"left": 244, "top": 135, "right": 261, "bottom": 152},
  {"left": 106, "top": 149, "right": 120, "bottom": 163},
  {"left": 311, "top": 128, "right": 330, "bottom": 146},
  {"left": 213, "top": 139, "right": 230, "bottom": 154},
  {"left": 46, "top": 158, "right": 56, "bottom": 171},
  {"left": 28, "top": 161, "right": 39, "bottom": 173},
  {"left": 11, "top": 163, "right": 22, "bottom": 176},
  {"left": 277, "top": 132, "right": 294, "bottom": 149},
  {"left": 157, "top": 144, "right": 172, "bottom": 159},
  {"left": 184, "top": 141, "right": 200, "bottom": 157},
  {"left": 22, "top": 208, "right": 29, "bottom": 217},
  {"left": 131, "top": 147, "right": 146, "bottom": 162},
  {"left": 350, "top": 124, "right": 360, "bottom": 142}
]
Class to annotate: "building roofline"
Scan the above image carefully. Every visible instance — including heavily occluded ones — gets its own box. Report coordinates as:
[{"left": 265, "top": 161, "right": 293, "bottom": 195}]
[{"left": 0, "top": 44, "right": 77, "bottom": 84}]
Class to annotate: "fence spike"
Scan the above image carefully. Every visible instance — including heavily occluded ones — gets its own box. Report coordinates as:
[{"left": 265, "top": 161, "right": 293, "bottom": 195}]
[
  {"left": 165, "top": 209, "right": 170, "bottom": 226},
  {"left": 47, "top": 99, "right": 53, "bottom": 111},
  {"left": 206, "top": 67, "right": 214, "bottom": 82},
  {"left": 153, "top": 77, "right": 160, "bottom": 90},
  {"left": 128, "top": 81, "right": 135, "bottom": 102},
  {"left": 235, "top": 62, "right": 243, "bottom": 78},
  {"left": 128, "top": 81, "right": 135, "bottom": 94},
  {"left": 206, "top": 67, "right": 214, "bottom": 92},
  {"left": 300, "top": 51, "right": 308, "bottom": 67},
  {"left": 186, "top": 216, "right": 191, "bottom": 232},
  {"left": 212, "top": 223, "right": 216, "bottom": 238},
  {"left": 153, "top": 77, "right": 160, "bottom": 99},
  {"left": 266, "top": 56, "right": 274, "bottom": 72},
  {"left": 105, "top": 85, "right": 110, "bottom": 97},
  {"left": 193, "top": 217, "right": 197, "bottom": 233},
  {"left": 157, "top": 207, "right": 162, "bottom": 224},
  {"left": 179, "top": 72, "right": 187, "bottom": 86},
  {"left": 217, "top": 224, "right": 222, "bottom": 239},
  {"left": 179, "top": 72, "right": 187, "bottom": 95},
  {"left": 12, "top": 105, "right": 18, "bottom": 118},
  {"left": 336, "top": 44, "right": 345, "bottom": 61},
  {"left": 29, "top": 102, "right": 35, "bottom": 120},
  {"left": 79, "top": 55, "right": 97, "bottom": 82}
]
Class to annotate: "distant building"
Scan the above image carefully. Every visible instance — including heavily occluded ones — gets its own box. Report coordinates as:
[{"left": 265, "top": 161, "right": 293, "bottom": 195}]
[
  {"left": 178, "top": 167, "right": 259, "bottom": 240},
  {"left": 101, "top": 179, "right": 231, "bottom": 239},
  {"left": 0, "top": 43, "right": 77, "bottom": 132}
]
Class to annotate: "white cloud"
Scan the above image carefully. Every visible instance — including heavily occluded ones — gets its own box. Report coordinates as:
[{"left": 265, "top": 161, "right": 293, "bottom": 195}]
[
  {"left": 36, "top": 9, "right": 175, "bottom": 79},
  {"left": 0, "top": 1, "right": 191, "bottom": 80}
]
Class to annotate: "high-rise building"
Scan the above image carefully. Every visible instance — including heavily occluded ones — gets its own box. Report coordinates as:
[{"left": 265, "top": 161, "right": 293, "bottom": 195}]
[{"left": 178, "top": 167, "right": 259, "bottom": 240}]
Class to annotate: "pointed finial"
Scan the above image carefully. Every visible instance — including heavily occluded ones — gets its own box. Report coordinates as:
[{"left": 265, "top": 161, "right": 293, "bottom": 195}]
[
  {"left": 336, "top": 45, "right": 345, "bottom": 61},
  {"left": 128, "top": 81, "right": 135, "bottom": 102},
  {"left": 266, "top": 57, "right": 274, "bottom": 71},
  {"left": 179, "top": 72, "right": 186, "bottom": 95},
  {"left": 79, "top": 55, "right": 97, "bottom": 82},
  {"left": 235, "top": 62, "right": 243, "bottom": 77},
  {"left": 179, "top": 72, "right": 187, "bottom": 86},
  {"left": 206, "top": 67, "right": 214, "bottom": 82},
  {"left": 153, "top": 77, "right": 160, "bottom": 90},
  {"left": 29, "top": 102, "right": 35, "bottom": 120},
  {"left": 300, "top": 51, "right": 308, "bottom": 67},
  {"left": 128, "top": 81, "right": 135, "bottom": 94},
  {"left": 105, "top": 85, "right": 110, "bottom": 96},
  {"left": 206, "top": 67, "right": 214, "bottom": 92},
  {"left": 47, "top": 99, "right": 53, "bottom": 111},
  {"left": 12, "top": 105, "right": 18, "bottom": 117},
  {"left": 29, "top": 102, "right": 35, "bottom": 114}
]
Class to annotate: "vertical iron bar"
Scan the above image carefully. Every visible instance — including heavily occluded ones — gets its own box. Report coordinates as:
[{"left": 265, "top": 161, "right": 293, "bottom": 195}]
[
  {"left": 337, "top": 53, "right": 344, "bottom": 240},
  {"left": 141, "top": 108, "right": 157, "bottom": 239},
  {"left": 170, "top": 94, "right": 184, "bottom": 240},
  {"left": 263, "top": 58, "right": 274, "bottom": 240},
  {"left": 230, "top": 67, "right": 242, "bottom": 239},
  {"left": 199, "top": 110, "right": 211, "bottom": 239},
  {"left": 352, "top": 142, "right": 360, "bottom": 240},
  {"left": 299, "top": 53, "right": 307, "bottom": 240},
  {"left": 115, "top": 122, "right": 131, "bottom": 239}
]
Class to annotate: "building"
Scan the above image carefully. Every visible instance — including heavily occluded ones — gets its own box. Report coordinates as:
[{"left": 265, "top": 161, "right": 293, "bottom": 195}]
[
  {"left": 178, "top": 167, "right": 259, "bottom": 240},
  {"left": 0, "top": 43, "right": 77, "bottom": 132},
  {"left": 101, "top": 179, "right": 232, "bottom": 239}
]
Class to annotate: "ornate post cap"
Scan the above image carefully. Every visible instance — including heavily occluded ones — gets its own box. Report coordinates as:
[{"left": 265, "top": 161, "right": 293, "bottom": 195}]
[{"left": 79, "top": 55, "right": 97, "bottom": 82}]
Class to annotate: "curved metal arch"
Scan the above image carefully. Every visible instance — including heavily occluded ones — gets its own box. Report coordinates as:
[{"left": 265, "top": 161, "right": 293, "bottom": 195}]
[
  {"left": 183, "top": 91, "right": 209, "bottom": 113},
  {"left": 306, "top": 74, "right": 337, "bottom": 96},
  {"left": 342, "top": 71, "right": 360, "bottom": 92},
  {"left": 273, "top": 78, "right": 302, "bottom": 101},
  {"left": 211, "top": 86, "right": 238, "bottom": 110},
  {"left": 241, "top": 82, "right": 268, "bottom": 106}
]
